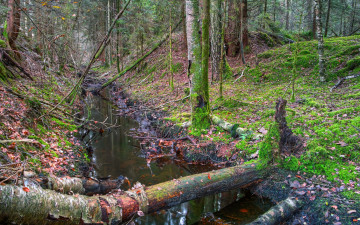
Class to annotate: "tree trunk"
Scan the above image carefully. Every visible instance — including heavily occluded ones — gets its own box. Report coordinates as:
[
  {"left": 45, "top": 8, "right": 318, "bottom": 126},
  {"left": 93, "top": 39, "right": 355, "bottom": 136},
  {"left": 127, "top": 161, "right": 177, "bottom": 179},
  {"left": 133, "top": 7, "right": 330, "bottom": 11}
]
[
  {"left": 306, "top": 0, "right": 313, "bottom": 34},
  {"left": 314, "top": 0, "right": 325, "bottom": 82},
  {"left": 264, "top": 0, "right": 268, "bottom": 14},
  {"left": 349, "top": 0, "right": 356, "bottom": 34},
  {"left": 210, "top": 0, "right": 222, "bottom": 81},
  {"left": 226, "top": 0, "right": 239, "bottom": 56},
  {"left": 182, "top": 1, "right": 187, "bottom": 50},
  {"left": 6, "top": 0, "right": 21, "bottom": 57},
  {"left": 116, "top": 0, "right": 122, "bottom": 73},
  {"left": 239, "top": 0, "right": 246, "bottom": 64},
  {"left": 169, "top": 8, "right": 174, "bottom": 91},
  {"left": 273, "top": 0, "right": 276, "bottom": 22},
  {"left": 285, "top": 0, "right": 290, "bottom": 30},
  {"left": 0, "top": 163, "right": 263, "bottom": 224},
  {"left": 186, "top": 0, "right": 210, "bottom": 129},
  {"left": 219, "top": 0, "right": 226, "bottom": 99},
  {"left": 324, "top": 0, "right": 331, "bottom": 37}
]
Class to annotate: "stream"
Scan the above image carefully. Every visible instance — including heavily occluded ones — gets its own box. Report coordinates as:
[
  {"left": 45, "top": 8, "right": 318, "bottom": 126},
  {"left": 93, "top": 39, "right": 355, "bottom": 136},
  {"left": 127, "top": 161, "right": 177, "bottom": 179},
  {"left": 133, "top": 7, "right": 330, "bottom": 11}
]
[{"left": 83, "top": 90, "right": 272, "bottom": 224}]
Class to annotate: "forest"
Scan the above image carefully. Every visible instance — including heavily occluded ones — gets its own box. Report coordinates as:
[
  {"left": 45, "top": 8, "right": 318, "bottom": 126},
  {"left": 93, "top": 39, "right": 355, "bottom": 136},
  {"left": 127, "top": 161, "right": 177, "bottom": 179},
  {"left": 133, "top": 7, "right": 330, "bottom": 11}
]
[{"left": 0, "top": 0, "right": 359, "bottom": 224}]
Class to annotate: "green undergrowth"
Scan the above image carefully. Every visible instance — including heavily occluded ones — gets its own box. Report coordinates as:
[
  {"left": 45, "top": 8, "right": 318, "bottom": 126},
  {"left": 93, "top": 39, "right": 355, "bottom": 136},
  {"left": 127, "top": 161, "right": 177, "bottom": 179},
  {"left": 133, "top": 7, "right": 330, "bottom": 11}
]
[
  {"left": 120, "top": 34, "right": 360, "bottom": 200},
  {"left": 256, "top": 35, "right": 360, "bottom": 81}
]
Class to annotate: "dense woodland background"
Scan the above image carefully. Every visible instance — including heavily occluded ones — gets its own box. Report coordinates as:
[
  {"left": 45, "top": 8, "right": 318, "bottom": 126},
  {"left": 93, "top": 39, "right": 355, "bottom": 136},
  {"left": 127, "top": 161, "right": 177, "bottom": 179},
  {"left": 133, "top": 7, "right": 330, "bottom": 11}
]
[{"left": 0, "top": 0, "right": 360, "bottom": 224}]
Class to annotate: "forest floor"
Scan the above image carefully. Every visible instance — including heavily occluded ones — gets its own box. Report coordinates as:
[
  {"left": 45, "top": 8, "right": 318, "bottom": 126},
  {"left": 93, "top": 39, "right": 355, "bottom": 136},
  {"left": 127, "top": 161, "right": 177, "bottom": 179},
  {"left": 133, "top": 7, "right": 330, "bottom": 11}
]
[
  {"left": 0, "top": 60, "right": 91, "bottom": 183},
  {"left": 98, "top": 32, "right": 360, "bottom": 224}
]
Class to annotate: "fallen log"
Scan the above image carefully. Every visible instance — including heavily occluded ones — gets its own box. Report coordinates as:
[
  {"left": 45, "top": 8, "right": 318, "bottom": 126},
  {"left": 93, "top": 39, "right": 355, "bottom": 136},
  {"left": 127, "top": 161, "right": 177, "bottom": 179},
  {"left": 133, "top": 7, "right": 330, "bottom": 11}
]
[
  {"left": 0, "top": 163, "right": 264, "bottom": 224},
  {"left": 37, "top": 175, "right": 123, "bottom": 195},
  {"left": 211, "top": 115, "right": 262, "bottom": 139},
  {"left": 247, "top": 197, "right": 304, "bottom": 225},
  {"left": 330, "top": 73, "right": 360, "bottom": 92}
]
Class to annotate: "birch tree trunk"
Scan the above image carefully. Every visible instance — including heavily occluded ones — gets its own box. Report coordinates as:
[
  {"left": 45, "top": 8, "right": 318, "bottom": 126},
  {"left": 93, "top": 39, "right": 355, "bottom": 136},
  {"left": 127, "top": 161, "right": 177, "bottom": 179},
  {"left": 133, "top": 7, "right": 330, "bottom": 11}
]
[
  {"left": 210, "top": 0, "right": 222, "bottom": 81},
  {"left": 314, "top": 0, "right": 326, "bottom": 82}
]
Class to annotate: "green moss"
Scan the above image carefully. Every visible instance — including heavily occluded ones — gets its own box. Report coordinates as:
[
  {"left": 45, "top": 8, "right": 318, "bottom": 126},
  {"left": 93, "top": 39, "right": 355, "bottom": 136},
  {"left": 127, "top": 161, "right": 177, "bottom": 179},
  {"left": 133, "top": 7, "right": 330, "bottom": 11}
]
[
  {"left": 336, "top": 44, "right": 360, "bottom": 56},
  {"left": 283, "top": 156, "right": 300, "bottom": 171},
  {"left": 51, "top": 118, "right": 77, "bottom": 131},
  {"left": 191, "top": 106, "right": 210, "bottom": 131},
  {"left": 341, "top": 191, "right": 360, "bottom": 201},
  {"left": 259, "top": 32, "right": 276, "bottom": 47},
  {"left": 258, "top": 51, "right": 273, "bottom": 59},
  {"left": 259, "top": 122, "right": 280, "bottom": 166},
  {"left": 2, "top": 21, "right": 8, "bottom": 41},
  {"left": 0, "top": 39, "right": 6, "bottom": 48},
  {"left": 0, "top": 61, "right": 10, "bottom": 81},
  {"left": 304, "top": 98, "right": 323, "bottom": 108}
]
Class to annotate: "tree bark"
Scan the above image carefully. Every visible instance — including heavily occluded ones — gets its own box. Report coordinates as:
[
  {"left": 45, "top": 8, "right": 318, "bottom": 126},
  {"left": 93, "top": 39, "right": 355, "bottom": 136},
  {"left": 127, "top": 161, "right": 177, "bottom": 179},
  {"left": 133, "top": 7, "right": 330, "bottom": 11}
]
[
  {"left": 314, "top": 0, "right": 325, "bottom": 82},
  {"left": 247, "top": 197, "right": 304, "bottom": 225},
  {"left": 181, "top": 1, "right": 187, "bottom": 50},
  {"left": 349, "top": 0, "right": 357, "bottom": 34},
  {"left": 0, "top": 163, "right": 264, "bottom": 224},
  {"left": 324, "top": 0, "right": 331, "bottom": 37},
  {"left": 285, "top": 0, "right": 290, "bottom": 30},
  {"left": 210, "top": 0, "right": 222, "bottom": 81},
  {"left": 6, "top": 0, "right": 21, "bottom": 57}
]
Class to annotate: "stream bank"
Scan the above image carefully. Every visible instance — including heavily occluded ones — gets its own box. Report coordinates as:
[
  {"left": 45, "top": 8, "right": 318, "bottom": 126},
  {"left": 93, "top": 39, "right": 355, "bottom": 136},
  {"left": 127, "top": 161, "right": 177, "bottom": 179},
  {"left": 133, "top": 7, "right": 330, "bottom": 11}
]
[{"left": 80, "top": 80, "right": 273, "bottom": 224}]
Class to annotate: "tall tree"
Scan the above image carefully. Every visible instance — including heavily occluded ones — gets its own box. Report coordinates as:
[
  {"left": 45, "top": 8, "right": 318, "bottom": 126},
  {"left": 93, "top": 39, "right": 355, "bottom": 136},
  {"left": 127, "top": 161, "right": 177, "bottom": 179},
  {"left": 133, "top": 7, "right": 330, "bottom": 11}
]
[
  {"left": 186, "top": 0, "right": 210, "bottom": 129},
  {"left": 210, "top": 0, "right": 222, "bottom": 81},
  {"left": 314, "top": 0, "right": 325, "bottom": 82}
]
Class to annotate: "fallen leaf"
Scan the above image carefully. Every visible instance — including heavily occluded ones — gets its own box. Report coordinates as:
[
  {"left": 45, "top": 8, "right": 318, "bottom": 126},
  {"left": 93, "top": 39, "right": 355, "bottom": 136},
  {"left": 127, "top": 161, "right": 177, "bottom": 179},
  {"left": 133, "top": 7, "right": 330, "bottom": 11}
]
[
  {"left": 336, "top": 141, "right": 348, "bottom": 147},
  {"left": 347, "top": 210, "right": 356, "bottom": 214},
  {"left": 239, "top": 208, "right": 249, "bottom": 213},
  {"left": 309, "top": 195, "right": 316, "bottom": 201},
  {"left": 258, "top": 127, "right": 268, "bottom": 135},
  {"left": 331, "top": 205, "right": 338, "bottom": 210},
  {"left": 22, "top": 187, "right": 30, "bottom": 192}
]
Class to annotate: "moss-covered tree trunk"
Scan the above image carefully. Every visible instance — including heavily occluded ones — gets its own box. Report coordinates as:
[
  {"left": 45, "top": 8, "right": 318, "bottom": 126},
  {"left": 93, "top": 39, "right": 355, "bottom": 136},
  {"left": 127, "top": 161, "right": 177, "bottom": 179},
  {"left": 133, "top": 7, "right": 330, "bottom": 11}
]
[
  {"left": 186, "top": 0, "right": 210, "bottom": 129},
  {"left": 314, "top": 0, "right": 326, "bottom": 82},
  {"left": 210, "top": 0, "right": 222, "bottom": 81}
]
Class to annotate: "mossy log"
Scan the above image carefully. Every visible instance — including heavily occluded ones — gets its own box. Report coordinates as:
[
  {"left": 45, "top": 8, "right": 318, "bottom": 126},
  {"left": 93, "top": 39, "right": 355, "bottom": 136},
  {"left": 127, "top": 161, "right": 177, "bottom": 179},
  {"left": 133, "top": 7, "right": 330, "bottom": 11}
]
[
  {"left": 0, "top": 163, "right": 263, "bottom": 224},
  {"left": 210, "top": 115, "right": 259, "bottom": 138},
  {"left": 247, "top": 197, "right": 304, "bottom": 225}
]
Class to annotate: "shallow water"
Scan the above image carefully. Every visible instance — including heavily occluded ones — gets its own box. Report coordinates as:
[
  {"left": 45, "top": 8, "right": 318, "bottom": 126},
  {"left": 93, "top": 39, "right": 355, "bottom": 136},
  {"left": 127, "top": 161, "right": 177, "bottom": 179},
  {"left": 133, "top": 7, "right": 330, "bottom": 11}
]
[{"left": 85, "top": 91, "right": 272, "bottom": 224}]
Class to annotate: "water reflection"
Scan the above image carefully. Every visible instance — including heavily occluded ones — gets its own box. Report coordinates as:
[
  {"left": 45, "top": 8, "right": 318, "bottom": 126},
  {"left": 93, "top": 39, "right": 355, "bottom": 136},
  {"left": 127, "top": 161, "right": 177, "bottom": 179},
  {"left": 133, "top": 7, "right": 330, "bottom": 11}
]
[{"left": 85, "top": 91, "right": 272, "bottom": 224}]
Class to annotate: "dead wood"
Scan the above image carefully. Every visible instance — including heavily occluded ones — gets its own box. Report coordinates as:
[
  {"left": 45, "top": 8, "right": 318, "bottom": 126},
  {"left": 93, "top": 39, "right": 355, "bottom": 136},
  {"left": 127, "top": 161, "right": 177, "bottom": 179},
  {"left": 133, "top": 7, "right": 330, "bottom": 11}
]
[
  {"left": 275, "top": 98, "right": 303, "bottom": 155},
  {"left": 330, "top": 73, "right": 360, "bottom": 92},
  {"left": 247, "top": 197, "right": 304, "bottom": 225}
]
